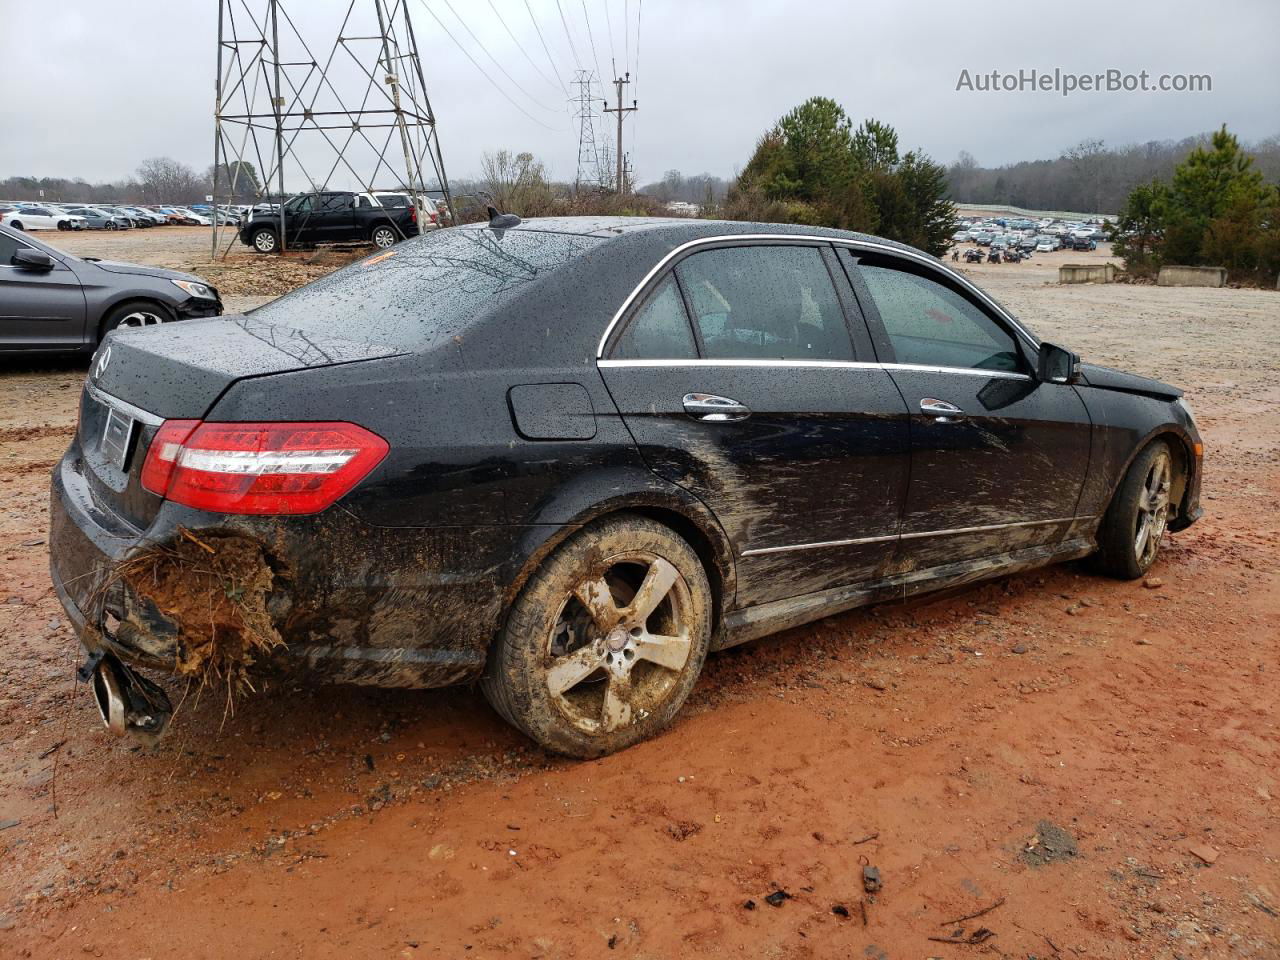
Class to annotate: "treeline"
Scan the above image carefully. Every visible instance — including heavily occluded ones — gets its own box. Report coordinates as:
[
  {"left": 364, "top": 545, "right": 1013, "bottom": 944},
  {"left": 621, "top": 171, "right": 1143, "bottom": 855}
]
[
  {"left": 637, "top": 171, "right": 731, "bottom": 205},
  {"left": 1, "top": 158, "right": 265, "bottom": 205},
  {"left": 948, "top": 132, "right": 1280, "bottom": 215}
]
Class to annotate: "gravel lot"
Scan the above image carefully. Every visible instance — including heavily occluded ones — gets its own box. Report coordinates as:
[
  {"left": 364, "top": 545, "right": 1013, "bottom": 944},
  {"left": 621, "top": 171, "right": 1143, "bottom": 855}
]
[{"left": 1, "top": 229, "right": 1277, "bottom": 958}]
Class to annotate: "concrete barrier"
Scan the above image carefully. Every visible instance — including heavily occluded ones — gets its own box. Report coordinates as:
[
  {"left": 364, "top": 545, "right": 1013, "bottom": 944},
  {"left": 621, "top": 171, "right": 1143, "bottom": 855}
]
[
  {"left": 1059, "top": 263, "right": 1118, "bottom": 284},
  {"left": 1157, "top": 265, "right": 1227, "bottom": 288}
]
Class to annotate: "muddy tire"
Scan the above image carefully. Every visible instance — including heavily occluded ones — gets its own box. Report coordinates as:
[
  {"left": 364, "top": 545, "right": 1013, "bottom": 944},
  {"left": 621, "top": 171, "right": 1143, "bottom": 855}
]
[
  {"left": 1092, "top": 440, "right": 1175, "bottom": 579},
  {"left": 482, "top": 514, "right": 712, "bottom": 759}
]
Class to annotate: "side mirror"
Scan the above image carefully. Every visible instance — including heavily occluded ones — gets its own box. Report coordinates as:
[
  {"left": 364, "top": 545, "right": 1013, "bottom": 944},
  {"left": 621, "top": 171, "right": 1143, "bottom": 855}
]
[
  {"left": 1037, "top": 342, "right": 1081, "bottom": 384},
  {"left": 13, "top": 248, "right": 54, "bottom": 271}
]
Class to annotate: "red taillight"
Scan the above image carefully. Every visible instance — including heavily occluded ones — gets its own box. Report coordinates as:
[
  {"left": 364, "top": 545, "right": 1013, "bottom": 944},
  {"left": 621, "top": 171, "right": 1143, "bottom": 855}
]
[
  {"left": 141, "top": 421, "right": 389, "bottom": 515},
  {"left": 409, "top": 205, "right": 417, "bottom": 223}
]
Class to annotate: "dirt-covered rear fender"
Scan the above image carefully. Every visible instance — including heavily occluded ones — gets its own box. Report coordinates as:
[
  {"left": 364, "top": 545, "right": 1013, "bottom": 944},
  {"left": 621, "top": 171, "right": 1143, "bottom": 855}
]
[{"left": 498, "top": 465, "right": 737, "bottom": 635}]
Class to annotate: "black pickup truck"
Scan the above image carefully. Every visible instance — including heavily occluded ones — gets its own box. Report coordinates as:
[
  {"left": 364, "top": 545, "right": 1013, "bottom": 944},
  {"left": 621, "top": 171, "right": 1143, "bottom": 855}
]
[{"left": 238, "top": 191, "right": 419, "bottom": 253}]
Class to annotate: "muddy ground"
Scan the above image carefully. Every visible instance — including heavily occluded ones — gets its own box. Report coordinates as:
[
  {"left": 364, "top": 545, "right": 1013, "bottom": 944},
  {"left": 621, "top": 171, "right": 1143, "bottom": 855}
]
[{"left": 1, "top": 229, "right": 1277, "bottom": 958}]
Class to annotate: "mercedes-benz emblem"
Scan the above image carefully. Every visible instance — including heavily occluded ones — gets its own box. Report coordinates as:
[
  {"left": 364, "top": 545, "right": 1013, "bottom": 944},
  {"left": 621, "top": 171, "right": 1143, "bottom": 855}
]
[{"left": 95, "top": 344, "right": 112, "bottom": 379}]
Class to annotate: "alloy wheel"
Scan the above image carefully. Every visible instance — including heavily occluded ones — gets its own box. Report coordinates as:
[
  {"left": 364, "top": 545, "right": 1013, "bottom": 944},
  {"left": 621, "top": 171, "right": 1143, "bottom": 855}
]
[
  {"left": 253, "top": 230, "right": 277, "bottom": 252},
  {"left": 118, "top": 311, "right": 165, "bottom": 328},
  {"left": 543, "top": 551, "right": 693, "bottom": 735},
  {"left": 1134, "top": 451, "right": 1171, "bottom": 567},
  {"left": 372, "top": 227, "right": 397, "bottom": 248}
]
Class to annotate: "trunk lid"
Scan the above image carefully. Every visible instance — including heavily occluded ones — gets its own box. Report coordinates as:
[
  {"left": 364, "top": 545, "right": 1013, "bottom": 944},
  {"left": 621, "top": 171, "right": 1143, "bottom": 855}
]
[{"left": 78, "top": 316, "right": 402, "bottom": 529}]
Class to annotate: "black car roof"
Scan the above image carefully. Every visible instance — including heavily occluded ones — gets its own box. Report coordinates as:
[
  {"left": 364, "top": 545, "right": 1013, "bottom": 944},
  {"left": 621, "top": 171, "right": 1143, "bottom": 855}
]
[
  {"left": 437, "top": 216, "right": 960, "bottom": 370},
  {"left": 460, "top": 215, "right": 930, "bottom": 260}
]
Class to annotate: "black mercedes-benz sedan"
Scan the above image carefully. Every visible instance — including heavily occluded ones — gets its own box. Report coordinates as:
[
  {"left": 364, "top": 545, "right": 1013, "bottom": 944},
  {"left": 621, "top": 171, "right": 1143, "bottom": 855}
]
[{"left": 48, "top": 217, "right": 1202, "bottom": 757}]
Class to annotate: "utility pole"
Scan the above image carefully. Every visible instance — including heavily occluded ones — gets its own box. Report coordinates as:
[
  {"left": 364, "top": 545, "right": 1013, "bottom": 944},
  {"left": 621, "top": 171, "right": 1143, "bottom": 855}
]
[{"left": 603, "top": 72, "right": 636, "bottom": 195}]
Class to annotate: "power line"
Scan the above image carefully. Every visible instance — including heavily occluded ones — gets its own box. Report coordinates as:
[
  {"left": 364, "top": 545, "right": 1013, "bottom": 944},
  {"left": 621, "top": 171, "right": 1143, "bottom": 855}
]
[
  {"left": 414, "top": 0, "right": 563, "bottom": 131},
  {"left": 633, "top": 0, "right": 642, "bottom": 97},
  {"left": 602, "top": 0, "right": 616, "bottom": 72},
  {"left": 632, "top": 0, "right": 642, "bottom": 184},
  {"left": 487, "top": 0, "right": 561, "bottom": 93},
  {"left": 554, "top": 0, "right": 583, "bottom": 70},
  {"left": 579, "top": 0, "right": 605, "bottom": 93},
  {"left": 624, "top": 0, "right": 630, "bottom": 75},
  {"left": 523, "top": 0, "right": 570, "bottom": 97},
  {"left": 440, "top": 0, "right": 561, "bottom": 114}
]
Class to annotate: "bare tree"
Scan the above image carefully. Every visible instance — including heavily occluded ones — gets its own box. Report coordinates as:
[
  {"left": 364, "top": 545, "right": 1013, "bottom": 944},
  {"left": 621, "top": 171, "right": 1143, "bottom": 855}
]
[
  {"left": 1063, "top": 138, "right": 1108, "bottom": 215},
  {"left": 479, "top": 150, "right": 554, "bottom": 216},
  {"left": 135, "top": 157, "right": 207, "bottom": 204}
]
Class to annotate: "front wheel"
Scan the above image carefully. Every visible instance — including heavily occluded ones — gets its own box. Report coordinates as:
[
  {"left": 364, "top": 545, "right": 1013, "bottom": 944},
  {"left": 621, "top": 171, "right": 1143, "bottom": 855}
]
[
  {"left": 251, "top": 227, "right": 278, "bottom": 253},
  {"left": 100, "top": 301, "right": 171, "bottom": 341},
  {"left": 370, "top": 224, "right": 398, "bottom": 249},
  {"left": 482, "top": 515, "right": 713, "bottom": 758},
  {"left": 1092, "top": 441, "right": 1176, "bottom": 579}
]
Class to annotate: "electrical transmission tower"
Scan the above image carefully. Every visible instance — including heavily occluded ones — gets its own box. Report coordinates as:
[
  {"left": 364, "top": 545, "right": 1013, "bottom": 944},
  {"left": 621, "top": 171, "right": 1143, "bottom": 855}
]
[
  {"left": 603, "top": 72, "right": 637, "bottom": 196},
  {"left": 212, "top": 0, "right": 451, "bottom": 257},
  {"left": 570, "top": 70, "right": 604, "bottom": 193}
]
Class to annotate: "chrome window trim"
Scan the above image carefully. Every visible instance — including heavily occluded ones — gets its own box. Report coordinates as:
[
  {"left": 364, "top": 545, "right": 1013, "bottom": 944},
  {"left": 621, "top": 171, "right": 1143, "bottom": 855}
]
[
  {"left": 83, "top": 381, "right": 164, "bottom": 426},
  {"left": 594, "top": 232, "right": 1041, "bottom": 359},
  {"left": 598, "top": 357, "right": 1031, "bottom": 381},
  {"left": 741, "top": 515, "right": 1094, "bottom": 558}
]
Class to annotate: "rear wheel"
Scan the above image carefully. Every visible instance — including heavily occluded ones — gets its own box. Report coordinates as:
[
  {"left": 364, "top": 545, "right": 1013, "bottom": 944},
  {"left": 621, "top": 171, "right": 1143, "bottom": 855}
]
[
  {"left": 482, "top": 515, "right": 712, "bottom": 758},
  {"left": 370, "top": 224, "right": 398, "bottom": 249},
  {"left": 1092, "top": 440, "right": 1175, "bottom": 579},
  {"left": 251, "top": 227, "right": 278, "bottom": 253}
]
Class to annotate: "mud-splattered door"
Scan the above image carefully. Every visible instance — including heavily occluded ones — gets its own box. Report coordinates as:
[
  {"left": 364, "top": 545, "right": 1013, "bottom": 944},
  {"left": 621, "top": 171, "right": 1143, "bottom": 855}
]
[
  {"left": 846, "top": 256, "right": 1091, "bottom": 570},
  {"left": 598, "top": 242, "right": 911, "bottom": 607}
]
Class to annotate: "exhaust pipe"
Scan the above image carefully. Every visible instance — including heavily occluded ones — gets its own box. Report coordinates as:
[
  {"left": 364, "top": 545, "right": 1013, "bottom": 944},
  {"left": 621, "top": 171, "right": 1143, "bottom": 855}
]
[
  {"left": 85, "top": 653, "right": 173, "bottom": 746},
  {"left": 91, "top": 657, "right": 128, "bottom": 736}
]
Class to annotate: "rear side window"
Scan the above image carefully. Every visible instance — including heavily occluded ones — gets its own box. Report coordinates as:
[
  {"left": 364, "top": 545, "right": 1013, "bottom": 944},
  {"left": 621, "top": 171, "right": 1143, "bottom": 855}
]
[
  {"left": 856, "top": 263, "right": 1021, "bottom": 372},
  {"left": 247, "top": 227, "right": 602, "bottom": 349},
  {"left": 675, "top": 245, "right": 853, "bottom": 361},
  {"left": 612, "top": 276, "right": 697, "bottom": 360}
]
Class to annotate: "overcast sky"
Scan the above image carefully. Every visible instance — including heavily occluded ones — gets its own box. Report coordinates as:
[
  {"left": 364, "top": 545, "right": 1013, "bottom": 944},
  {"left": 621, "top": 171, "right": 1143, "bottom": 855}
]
[{"left": 3, "top": 0, "right": 1278, "bottom": 190}]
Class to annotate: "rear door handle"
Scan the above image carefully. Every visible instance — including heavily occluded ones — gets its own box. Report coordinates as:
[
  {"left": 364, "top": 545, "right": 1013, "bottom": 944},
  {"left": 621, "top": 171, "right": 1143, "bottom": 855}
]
[
  {"left": 683, "top": 393, "right": 751, "bottom": 422},
  {"left": 919, "top": 397, "right": 965, "bottom": 422}
]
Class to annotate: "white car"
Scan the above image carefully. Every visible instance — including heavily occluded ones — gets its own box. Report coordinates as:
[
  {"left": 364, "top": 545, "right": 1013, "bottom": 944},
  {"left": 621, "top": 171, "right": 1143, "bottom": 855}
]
[
  {"left": 176, "top": 208, "right": 212, "bottom": 225},
  {"left": 1035, "top": 237, "right": 1059, "bottom": 252},
  {"left": 0, "top": 205, "right": 86, "bottom": 231}
]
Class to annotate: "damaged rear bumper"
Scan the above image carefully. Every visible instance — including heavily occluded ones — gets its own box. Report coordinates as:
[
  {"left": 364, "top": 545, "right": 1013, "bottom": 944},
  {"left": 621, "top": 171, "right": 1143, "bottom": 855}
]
[{"left": 49, "top": 449, "right": 521, "bottom": 690}]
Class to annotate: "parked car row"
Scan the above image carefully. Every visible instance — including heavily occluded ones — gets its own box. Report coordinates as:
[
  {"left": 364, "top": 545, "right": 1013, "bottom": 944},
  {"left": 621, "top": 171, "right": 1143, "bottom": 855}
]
[
  {"left": 0, "top": 201, "right": 228, "bottom": 231},
  {"left": 952, "top": 215, "right": 1107, "bottom": 253}
]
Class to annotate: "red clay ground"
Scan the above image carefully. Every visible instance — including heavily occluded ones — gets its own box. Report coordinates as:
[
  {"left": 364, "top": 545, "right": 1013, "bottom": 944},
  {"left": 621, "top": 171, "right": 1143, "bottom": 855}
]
[{"left": 0, "top": 231, "right": 1276, "bottom": 958}]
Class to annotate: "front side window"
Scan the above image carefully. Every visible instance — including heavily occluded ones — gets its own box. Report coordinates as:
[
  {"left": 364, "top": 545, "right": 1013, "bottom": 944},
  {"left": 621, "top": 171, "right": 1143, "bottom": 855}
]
[
  {"left": 856, "top": 262, "right": 1022, "bottom": 372},
  {"left": 611, "top": 276, "right": 697, "bottom": 360},
  {"left": 287, "top": 195, "right": 315, "bottom": 214},
  {"left": 675, "top": 245, "right": 854, "bottom": 361},
  {"left": 0, "top": 232, "right": 27, "bottom": 264}
]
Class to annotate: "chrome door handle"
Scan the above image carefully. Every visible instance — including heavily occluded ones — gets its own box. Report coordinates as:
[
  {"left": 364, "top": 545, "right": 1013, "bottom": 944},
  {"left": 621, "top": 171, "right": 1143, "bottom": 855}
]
[
  {"left": 683, "top": 393, "right": 751, "bottom": 422},
  {"left": 919, "top": 397, "right": 965, "bottom": 421}
]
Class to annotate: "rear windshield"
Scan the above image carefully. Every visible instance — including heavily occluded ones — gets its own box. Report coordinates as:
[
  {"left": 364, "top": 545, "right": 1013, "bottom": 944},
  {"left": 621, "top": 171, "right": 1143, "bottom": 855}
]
[{"left": 248, "top": 227, "right": 602, "bottom": 349}]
